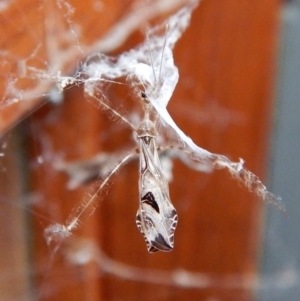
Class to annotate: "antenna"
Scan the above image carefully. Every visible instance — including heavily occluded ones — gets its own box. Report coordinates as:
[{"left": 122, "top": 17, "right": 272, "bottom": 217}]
[
  {"left": 146, "top": 31, "right": 157, "bottom": 89},
  {"left": 158, "top": 24, "right": 169, "bottom": 85}
]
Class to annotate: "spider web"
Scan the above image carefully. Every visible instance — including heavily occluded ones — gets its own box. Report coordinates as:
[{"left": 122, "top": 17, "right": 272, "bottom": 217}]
[{"left": 0, "top": 0, "right": 287, "bottom": 300}]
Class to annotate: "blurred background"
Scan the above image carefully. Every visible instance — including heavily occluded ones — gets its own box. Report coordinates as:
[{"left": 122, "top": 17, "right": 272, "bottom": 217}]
[{"left": 1, "top": 0, "right": 300, "bottom": 300}]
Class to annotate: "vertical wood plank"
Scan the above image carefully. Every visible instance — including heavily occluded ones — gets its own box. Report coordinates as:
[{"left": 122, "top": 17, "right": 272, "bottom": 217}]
[{"left": 0, "top": 131, "right": 32, "bottom": 301}]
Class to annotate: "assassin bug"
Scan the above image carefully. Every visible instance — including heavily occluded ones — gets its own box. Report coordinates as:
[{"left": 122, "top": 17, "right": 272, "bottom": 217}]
[{"left": 135, "top": 92, "right": 178, "bottom": 252}]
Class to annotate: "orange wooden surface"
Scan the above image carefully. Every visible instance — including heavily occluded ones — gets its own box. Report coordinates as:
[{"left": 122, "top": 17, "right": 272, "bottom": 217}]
[{"left": 0, "top": 0, "right": 281, "bottom": 300}]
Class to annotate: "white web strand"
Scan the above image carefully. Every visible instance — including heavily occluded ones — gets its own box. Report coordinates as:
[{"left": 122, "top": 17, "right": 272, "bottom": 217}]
[{"left": 82, "top": 3, "right": 197, "bottom": 103}]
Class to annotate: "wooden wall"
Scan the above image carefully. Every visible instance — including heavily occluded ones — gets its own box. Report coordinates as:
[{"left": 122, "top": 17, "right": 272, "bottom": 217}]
[{"left": 0, "top": 0, "right": 281, "bottom": 300}]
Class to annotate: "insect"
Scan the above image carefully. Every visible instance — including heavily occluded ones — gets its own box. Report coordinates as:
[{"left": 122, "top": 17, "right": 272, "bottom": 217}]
[{"left": 135, "top": 93, "right": 178, "bottom": 252}]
